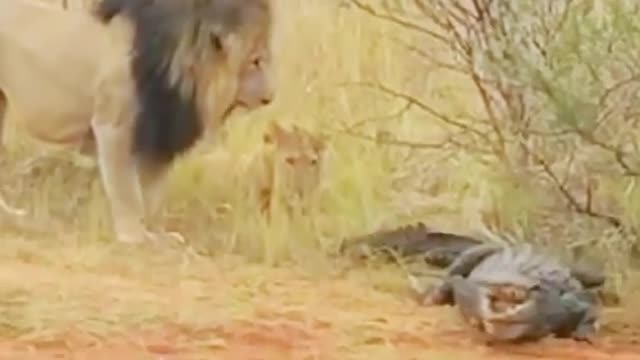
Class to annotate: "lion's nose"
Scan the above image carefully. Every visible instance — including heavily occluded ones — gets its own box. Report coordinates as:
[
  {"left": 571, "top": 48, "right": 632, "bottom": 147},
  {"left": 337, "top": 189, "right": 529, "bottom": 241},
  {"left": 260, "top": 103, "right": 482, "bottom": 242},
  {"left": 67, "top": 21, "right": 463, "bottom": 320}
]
[
  {"left": 260, "top": 90, "right": 274, "bottom": 105},
  {"left": 259, "top": 78, "right": 275, "bottom": 106}
]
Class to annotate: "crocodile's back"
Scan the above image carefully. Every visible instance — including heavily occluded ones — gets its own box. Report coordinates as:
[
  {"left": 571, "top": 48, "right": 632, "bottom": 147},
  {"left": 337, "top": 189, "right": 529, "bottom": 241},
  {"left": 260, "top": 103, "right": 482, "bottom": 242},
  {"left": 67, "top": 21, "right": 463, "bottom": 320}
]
[{"left": 468, "top": 245, "right": 583, "bottom": 292}]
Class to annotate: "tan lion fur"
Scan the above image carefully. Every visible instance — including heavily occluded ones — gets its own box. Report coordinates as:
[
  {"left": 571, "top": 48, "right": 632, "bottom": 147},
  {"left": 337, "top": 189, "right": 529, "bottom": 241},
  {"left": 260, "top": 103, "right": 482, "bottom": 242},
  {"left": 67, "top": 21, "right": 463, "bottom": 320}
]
[
  {"left": 0, "top": 0, "right": 275, "bottom": 243},
  {"left": 250, "top": 123, "right": 326, "bottom": 218}
]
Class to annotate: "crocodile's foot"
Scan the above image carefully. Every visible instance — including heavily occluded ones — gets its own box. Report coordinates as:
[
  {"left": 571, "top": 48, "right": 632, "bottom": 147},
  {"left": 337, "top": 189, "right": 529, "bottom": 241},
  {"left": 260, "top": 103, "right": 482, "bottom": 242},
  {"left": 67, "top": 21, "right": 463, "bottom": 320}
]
[
  {"left": 569, "top": 319, "right": 598, "bottom": 345},
  {"left": 416, "top": 281, "right": 455, "bottom": 306},
  {"left": 421, "top": 289, "right": 452, "bottom": 306},
  {"left": 572, "top": 333, "right": 596, "bottom": 345}
]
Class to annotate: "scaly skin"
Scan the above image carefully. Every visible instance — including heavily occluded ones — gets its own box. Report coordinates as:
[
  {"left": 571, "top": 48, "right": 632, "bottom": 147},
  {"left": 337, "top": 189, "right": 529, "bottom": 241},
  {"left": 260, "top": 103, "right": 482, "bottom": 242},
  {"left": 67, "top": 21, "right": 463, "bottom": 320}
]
[
  {"left": 418, "top": 244, "right": 603, "bottom": 343},
  {"left": 341, "top": 222, "right": 483, "bottom": 267}
]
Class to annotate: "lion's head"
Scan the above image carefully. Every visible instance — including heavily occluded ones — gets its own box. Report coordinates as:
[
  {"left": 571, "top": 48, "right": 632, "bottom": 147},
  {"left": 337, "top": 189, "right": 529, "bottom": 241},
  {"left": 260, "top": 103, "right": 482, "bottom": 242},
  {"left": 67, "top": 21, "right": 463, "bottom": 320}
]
[
  {"left": 94, "top": 0, "right": 275, "bottom": 165},
  {"left": 233, "top": 29, "right": 274, "bottom": 110},
  {"left": 180, "top": 0, "right": 276, "bottom": 114}
]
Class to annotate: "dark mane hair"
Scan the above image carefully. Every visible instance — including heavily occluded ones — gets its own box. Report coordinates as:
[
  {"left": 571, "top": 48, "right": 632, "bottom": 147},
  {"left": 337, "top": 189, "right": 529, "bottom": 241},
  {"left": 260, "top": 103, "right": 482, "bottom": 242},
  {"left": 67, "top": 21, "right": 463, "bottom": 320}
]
[{"left": 93, "top": 0, "right": 270, "bottom": 165}]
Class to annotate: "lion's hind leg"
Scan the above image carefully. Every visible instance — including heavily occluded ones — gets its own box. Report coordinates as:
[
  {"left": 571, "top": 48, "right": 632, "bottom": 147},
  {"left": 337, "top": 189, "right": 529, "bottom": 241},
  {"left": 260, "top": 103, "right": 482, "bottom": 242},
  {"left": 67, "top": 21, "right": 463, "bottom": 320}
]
[
  {"left": 92, "top": 114, "right": 148, "bottom": 244},
  {"left": 13, "top": 131, "right": 97, "bottom": 178},
  {"left": 0, "top": 90, "right": 5, "bottom": 149},
  {"left": 0, "top": 91, "right": 27, "bottom": 218}
]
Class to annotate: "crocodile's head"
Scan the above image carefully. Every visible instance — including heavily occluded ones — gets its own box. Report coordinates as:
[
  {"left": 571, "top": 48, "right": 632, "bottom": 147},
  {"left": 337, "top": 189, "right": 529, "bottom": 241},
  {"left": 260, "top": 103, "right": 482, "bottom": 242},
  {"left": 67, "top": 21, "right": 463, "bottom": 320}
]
[
  {"left": 480, "top": 297, "right": 545, "bottom": 341},
  {"left": 450, "top": 276, "right": 552, "bottom": 342}
]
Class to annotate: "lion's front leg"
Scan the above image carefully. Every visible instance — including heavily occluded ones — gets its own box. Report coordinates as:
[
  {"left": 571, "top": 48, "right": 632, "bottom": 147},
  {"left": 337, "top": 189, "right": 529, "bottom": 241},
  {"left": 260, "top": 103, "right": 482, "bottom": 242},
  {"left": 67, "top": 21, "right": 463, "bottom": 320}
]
[
  {"left": 140, "top": 164, "right": 185, "bottom": 244},
  {"left": 138, "top": 162, "right": 170, "bottom": 221},
  {"left": 92, "top": 117, "right": 184, "bottom": 244},
  {"left": 92, "top": 116, "right": 148, "bottom": 244}
]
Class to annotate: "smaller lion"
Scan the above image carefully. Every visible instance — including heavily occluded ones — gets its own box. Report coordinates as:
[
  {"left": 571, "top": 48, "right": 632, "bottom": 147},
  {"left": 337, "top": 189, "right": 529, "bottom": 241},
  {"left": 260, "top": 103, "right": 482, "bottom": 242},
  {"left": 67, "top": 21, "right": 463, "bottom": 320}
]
[
  {"left": 0, "top": 0, "right": 275, "bottom": 243},
  {"left": 256, "top": 123, "right": 327, "bottom": 217}
]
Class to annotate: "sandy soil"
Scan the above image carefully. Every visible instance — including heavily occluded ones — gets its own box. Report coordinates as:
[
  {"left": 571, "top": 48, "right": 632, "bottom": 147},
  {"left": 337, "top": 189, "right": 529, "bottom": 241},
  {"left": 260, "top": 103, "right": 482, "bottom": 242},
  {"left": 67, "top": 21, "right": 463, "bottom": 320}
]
[
  {"left": 0, "top": 259, "right": 638, "bottom": 360},
  {"left": 0, "top": 317, "right": 638, "bottom": 360}
]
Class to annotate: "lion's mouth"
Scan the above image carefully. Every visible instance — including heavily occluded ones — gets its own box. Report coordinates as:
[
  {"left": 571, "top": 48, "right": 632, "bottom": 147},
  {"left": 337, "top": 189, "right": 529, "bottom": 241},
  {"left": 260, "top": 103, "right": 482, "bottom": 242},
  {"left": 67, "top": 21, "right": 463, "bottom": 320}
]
[{"left": 221, "top": 103, "right": 246, "bottom": 120}]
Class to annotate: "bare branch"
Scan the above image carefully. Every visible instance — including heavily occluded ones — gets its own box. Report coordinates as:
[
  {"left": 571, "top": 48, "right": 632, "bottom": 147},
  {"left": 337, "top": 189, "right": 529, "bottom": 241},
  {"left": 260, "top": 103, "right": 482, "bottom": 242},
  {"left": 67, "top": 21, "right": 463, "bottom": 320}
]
[
  {"left": 341, "top": 81, "right": 490, "bottom": 141},
  {"left": 349, "top": 0, "right": 450, "bottom": 44},
  {"left": 519, "top": 140, "right": 623, "bottom": 228},
  {"left": 337, "top": 128, "right": 451, "bottom": 150},
  {"left": 346, "top": 101, "right": 413, "bottom": 130}
]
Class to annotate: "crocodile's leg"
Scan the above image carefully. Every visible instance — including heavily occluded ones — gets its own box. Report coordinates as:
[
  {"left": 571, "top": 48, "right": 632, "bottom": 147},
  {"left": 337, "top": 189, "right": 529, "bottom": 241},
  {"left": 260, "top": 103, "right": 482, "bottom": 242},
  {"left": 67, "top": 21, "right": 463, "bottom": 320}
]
[
  {"left": 418, "top": 277, "right": 456, "bottom": 306},
  {"left": 570, "top": 310, "right": 599, "bottom": 343},
  {"left": 569, "top": 263, "right": 605, "bottom": 289},
  {"left": 418, "top": 244, "right": 502, "bottom": 305},
  {"left": 493, "top": 286, "right": 601, "bottom": 343},
  {"left": 451, "top": 282, "right": 589, "bottom": 343},
  {"left": 557, "top": 290, "right": 600, "bottom": 343},
  {"left": 443, "top": 278, "right": 599, "bottom": 344},
  {"left": 498, "top": 286, "right": 575, "bottom": 342},
  {"left": 422, "top": 246, "right": 471, "bottom": 268},
  {"left": 446, "top": 243, "right": 503, "bottom": 277},
  {"left": 449, "top": 275, "right": 489, "bottom": 329}
]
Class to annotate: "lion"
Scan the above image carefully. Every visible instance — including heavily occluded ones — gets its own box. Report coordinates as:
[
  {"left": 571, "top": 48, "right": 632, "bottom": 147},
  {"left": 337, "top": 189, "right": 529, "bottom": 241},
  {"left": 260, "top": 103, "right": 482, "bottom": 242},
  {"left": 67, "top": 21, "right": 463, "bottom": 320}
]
[
  {"left": 0, "top": 0, "right": 275, "bottom": 243},
  {"left": 255, "top": 123, "right": 327, "bottom": 218}
]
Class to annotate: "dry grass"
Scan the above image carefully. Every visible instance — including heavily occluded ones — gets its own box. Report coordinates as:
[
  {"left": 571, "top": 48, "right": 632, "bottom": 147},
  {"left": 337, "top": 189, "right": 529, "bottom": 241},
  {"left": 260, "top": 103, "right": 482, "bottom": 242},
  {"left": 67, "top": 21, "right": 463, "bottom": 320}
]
[{"left": 1, "top": 0, "right": 640, "bottom": 358}]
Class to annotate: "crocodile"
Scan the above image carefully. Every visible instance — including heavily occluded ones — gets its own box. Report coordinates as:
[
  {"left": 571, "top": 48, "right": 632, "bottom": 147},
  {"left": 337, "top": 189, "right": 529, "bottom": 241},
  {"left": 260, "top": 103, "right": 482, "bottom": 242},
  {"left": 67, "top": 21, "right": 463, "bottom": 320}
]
[
  {"left": 412, "top": 243, "right": 605, "bottom": 343},
  {"left": 340, "top": 222, "right": 484, "bottom": 267}
]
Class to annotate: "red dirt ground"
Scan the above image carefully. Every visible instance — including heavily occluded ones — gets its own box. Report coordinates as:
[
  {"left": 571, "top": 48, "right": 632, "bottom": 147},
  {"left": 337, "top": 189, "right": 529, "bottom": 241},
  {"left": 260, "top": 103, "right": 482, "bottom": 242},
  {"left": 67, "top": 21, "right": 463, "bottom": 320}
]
[
  {"left": 0, "top": 255, "right": 638, "bottom": 360},
  {"left": 0, "top": 309, "right": 638, "bottom": 360}
]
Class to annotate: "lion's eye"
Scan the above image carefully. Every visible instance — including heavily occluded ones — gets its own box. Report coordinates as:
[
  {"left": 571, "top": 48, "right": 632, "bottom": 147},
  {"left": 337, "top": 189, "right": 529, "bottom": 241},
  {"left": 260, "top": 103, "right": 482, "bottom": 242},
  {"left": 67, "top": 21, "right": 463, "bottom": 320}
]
[{"left": 251, "top": 58, "right": 261, "bottom": 68}]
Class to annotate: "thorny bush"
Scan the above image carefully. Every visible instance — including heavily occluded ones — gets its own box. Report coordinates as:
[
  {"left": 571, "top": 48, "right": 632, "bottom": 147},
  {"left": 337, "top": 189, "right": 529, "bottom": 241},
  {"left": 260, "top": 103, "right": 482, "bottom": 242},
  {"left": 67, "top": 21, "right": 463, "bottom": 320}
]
[{"left": 350, "top": 0, "right": 640, "bottom": 281}]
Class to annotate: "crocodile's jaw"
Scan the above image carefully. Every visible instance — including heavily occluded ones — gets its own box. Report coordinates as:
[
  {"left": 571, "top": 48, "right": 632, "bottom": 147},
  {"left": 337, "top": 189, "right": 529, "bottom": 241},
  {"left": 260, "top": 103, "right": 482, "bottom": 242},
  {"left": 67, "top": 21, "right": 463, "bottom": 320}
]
[
  {"left": 451, "top": 276, "right": 548, "bottom": 342},
  {"left": 481, "top": 299, "right": 543, "bottom": 341},
  {"left": 483, "top": 320, "right": 538, "bottom": 341}
]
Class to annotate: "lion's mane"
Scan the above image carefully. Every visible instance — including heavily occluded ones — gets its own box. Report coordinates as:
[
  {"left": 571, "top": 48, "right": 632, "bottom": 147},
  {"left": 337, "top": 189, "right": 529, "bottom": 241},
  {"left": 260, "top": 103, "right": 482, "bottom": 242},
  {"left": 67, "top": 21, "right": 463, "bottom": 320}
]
[{"left": 94, "top": 0, "right": 271, "bottom": 165}]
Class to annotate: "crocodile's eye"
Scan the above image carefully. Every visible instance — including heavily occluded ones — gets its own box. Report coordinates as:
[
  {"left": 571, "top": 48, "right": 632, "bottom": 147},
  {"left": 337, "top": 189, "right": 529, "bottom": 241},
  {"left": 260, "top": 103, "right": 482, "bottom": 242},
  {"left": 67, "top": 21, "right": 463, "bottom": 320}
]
[{"left": 528, "top": 284, "right": 542, "bottom": 295}]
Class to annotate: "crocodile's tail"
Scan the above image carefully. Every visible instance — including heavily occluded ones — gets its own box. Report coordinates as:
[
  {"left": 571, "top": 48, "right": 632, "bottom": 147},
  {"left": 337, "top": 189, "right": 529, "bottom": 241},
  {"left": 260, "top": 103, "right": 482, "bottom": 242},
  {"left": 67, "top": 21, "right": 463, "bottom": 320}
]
[
  {"left": 340, "top": 222, "right": 432, "bottom": 257},
  {"left": 341, "top": 221, "right": 483, "bottom": 266}
]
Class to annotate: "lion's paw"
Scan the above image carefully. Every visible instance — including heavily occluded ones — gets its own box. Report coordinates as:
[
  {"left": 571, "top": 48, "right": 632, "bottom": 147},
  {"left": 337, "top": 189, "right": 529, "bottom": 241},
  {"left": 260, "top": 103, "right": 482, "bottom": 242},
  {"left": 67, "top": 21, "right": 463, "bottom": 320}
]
[
  {"left": 0, "top": 196, "right": 27, "bottom": 218},
  {"left": 145, "top": 230, "right": 186, "bottom": 245},
  {"left": 159, "top": 231, "right": 186, "bottom": 244},
  {"left": 116, "top": 232, "right": 148, "bottom": 245},
  {"left": 115, "top": 228, "right": 187, "bottom": 245}
]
